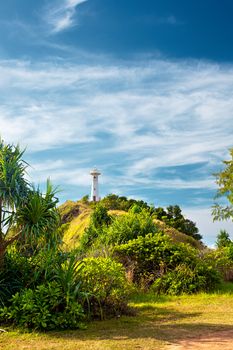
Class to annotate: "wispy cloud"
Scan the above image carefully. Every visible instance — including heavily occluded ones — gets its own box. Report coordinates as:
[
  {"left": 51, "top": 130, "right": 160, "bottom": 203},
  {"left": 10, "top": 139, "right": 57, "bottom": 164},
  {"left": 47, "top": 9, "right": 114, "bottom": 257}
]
[
  {"left": 0, "top": 56, "right": 232, "bottom": 197},
  {"left": 44, "top": 0, "right": 88, "bottom": 34}
]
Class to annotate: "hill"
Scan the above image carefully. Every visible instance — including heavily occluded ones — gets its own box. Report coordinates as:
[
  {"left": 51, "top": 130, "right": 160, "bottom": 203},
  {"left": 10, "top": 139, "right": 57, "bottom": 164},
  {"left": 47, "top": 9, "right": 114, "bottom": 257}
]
[{"left": 59, "top": 200, "right": 203, "bottom": 250}]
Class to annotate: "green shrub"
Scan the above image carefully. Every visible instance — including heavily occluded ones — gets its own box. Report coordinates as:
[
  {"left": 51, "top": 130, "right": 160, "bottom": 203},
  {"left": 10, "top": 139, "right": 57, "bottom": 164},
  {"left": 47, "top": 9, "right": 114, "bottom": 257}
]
[
  {"left": 204, "top": 247, "right": 233, "bottom": 281},
  {"left": 79, "top": 257, "right": 130, "bottom": 318},
  {"left": 100, "top": 194, "right": 150, "bottom": 212},
  {"left": 114, "top": 232, "right": 198, "bottom": 286},
  {"left": 105, "top": 209, "right": 157, "bottom": 246},
  {"left": 0, "top": 281, "right": 84, "bottom": 330},
  {"left": 79, "top": 204, "right": 112, "bottom": 252},
  {"left": 0, "top": 250, "right": 32, "bottom": 307},
  {"left": 151, "top": 262, "right": 221, "bottom": 295}
]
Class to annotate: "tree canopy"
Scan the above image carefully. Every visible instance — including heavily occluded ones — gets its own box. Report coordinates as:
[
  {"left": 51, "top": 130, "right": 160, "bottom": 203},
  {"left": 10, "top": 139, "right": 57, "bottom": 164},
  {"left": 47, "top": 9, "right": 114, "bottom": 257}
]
[{"left": 212, "top": 148, "right": 233, "bottom": 221}]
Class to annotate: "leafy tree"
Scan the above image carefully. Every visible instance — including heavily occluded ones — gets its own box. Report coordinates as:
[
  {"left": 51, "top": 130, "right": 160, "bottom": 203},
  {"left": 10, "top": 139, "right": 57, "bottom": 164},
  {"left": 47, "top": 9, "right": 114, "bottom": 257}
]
[
  {"left": 81, "top": 195, "right": 89, "bottom": 204},
  {"left": 154, "top": 205, "right": 202, "bottom": 241},
  {"left": 100, "top": 194, "right": 150, "bottom": 212},
  {"left": 216, "top": 230, "right": 232, "bottom": 248},
  {"left": 153, "top": 207, "right": 167, "bottom": 221},
  {"left": 212, "top": 148, "right": 233, "bottom": 221}
]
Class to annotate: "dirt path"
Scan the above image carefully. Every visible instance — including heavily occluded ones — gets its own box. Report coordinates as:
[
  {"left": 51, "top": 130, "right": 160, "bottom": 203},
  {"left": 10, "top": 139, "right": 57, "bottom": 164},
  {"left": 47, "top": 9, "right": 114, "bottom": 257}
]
[{"left": 166, "top": 330, "right": 233, "bottom": 350}]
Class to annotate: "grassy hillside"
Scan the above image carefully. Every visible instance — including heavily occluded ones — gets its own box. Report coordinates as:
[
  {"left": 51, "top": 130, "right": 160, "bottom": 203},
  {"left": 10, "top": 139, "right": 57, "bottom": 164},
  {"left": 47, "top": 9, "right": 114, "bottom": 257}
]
[
  {"left": 59, "top": 200, "right": 92, "bottom": 250},
  {"left": 59, "top": 200, "right": 203, "bottom": 250}
]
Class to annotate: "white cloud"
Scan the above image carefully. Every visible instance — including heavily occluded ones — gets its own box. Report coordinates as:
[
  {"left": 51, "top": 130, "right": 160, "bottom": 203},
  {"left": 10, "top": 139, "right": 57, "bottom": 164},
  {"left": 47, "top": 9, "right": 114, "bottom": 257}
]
[
  {"left": 0, "top": 57, "right": 233, "bottom": 195},
  {"left": 44, "top": 0, "right": 88, "bottom": 34}
]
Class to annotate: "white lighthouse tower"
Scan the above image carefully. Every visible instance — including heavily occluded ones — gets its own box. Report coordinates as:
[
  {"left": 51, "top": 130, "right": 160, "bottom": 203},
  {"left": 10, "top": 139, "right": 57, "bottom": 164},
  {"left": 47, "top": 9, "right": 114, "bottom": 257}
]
[{"left": 90, "top": 168, "right": 101, "bottom": 202}]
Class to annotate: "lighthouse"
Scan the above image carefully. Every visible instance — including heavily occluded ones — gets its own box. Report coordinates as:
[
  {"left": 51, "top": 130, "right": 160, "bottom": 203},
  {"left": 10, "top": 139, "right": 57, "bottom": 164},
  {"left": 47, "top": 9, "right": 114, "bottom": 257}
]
[{"left": 90, "top": 168, "right": 101, "bottom": 202}]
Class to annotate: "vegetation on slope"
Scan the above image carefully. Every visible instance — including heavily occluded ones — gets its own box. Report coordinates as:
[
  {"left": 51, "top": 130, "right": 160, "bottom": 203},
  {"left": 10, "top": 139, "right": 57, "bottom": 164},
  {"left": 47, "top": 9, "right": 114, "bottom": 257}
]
[{"left": 58, "top": 199, "right": 203, "bottom": 251}]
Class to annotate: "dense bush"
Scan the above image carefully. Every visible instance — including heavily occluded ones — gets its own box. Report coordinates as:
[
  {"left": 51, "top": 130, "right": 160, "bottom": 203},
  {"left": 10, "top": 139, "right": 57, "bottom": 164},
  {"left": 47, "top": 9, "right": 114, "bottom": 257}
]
[
  {"left": 79, "top": 204, "right": 112, "bottom": 252},
  {"left": 114, "top": 232, "right": 198, "bottom": 286},
  {"left": 204, "top": 246, "right": 233, "bottom": 281},
  {"left": 114, "top": 232, "right": 221, "bottom": 293},
  {"left": 0, "top": 281, "right": 84, "bottom": 330},
  {"left": 0, "top": 252, "right": 131, "bottom": 328},
  {"left": 79, "top": 206, "right": 157, "bottom": 253},
  {"left": 105, "top": 209, "right": 157, "bottom": 246},
  {"left": 0, "top": 250, "right": 33, "bottom": 307},
  {"left": 0, "top": 248, "right": 67, "bottom": 295},
  {"left": 100, "top": 194, "right": 150, "bottom": 212},
  {"left": 151, "top": 263, "right": 221, "bottom": 295},
  {"left": 79, "top": 257, "right": 130, "bottom": 318}
]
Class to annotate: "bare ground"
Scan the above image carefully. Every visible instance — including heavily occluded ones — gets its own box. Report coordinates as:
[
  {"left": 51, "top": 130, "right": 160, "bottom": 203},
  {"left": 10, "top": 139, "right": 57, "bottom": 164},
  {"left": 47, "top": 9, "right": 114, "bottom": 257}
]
[{"left": 166, "top": 329, "right": 233, "bottom": 350}]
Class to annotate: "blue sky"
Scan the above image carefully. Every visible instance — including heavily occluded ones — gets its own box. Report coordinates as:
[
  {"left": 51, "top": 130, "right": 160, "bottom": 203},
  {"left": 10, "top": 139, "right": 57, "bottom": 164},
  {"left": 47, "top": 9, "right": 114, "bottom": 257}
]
[{"left": 0, "top": 0, "right": 233, "bottom": 245}]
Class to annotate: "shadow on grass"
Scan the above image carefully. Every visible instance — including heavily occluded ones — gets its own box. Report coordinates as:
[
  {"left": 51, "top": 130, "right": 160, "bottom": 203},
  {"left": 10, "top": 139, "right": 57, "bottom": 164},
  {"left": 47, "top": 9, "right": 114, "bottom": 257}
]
[
  {"left": 44, "top": 287, "right": 233, "bottom": 346},
  {"left": 215, "top": 282, "right": 233, "bottom": 294},
  {"left": 44, "top": 305, "right": 206, "bottom": 343},
  {"left": 45, "top": 320, "right": 233, "bottom": 347}
]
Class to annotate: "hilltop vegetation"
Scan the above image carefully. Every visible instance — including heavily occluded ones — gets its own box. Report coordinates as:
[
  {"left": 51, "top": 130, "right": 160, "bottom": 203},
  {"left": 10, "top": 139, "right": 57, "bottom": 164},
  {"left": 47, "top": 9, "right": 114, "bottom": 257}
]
[
  {"left": 59, "top": 195, "right": 203, "bottom": 251},
  {"left": 1, "top": 140, "right": 233, "bottom": 335}
]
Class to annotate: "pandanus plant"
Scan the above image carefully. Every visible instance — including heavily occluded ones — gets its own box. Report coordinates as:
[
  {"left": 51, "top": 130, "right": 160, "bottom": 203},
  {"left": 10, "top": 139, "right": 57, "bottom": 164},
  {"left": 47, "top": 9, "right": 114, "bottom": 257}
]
[
  {"left": 0, "top": 140, "right": 29, "bottom": 263},
  {"left": 0, "top": 139, "right": 61, "bottom": 265}
]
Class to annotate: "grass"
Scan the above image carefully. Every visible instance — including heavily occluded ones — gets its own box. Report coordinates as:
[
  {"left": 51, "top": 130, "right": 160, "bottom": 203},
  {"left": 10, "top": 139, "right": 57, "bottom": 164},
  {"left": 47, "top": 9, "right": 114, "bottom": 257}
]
[
  {"left": 62, "top": 209, "right": 91, "bottom": 250},
  {"left": 1, "top": 284, "right": 233, "bottom": 350}
]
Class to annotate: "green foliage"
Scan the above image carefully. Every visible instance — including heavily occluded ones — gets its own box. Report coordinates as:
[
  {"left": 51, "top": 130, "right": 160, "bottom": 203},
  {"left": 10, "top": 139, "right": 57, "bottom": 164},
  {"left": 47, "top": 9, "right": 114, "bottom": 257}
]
[
  {"left": 100, "top": 194, "right": 150, "bottom": 212},
  {"left": 0, "top": 139, "right": 29, "bottom": 214},
  {"left": 216, "top": 230, "right": 232, "bottom": 248},
  {"left": 0, "top": 250, "right": 31, "bottom": 306},
  {"left": 81, "top": 195, "right": 89, "bottom": 204},
  {"left": 0, "top": 140, "right": 61, "bottom": 264},
  {"left": 105, "top": 208, "right": 157, "bottom": 246},
  {"left": 151, "top": 263, "right": 221, "bottom": 295},
  {"left": 16, "top": 181, "right": 61, "bottom": 252},
  {"left": 0, "top": 281, "right": 84, "bottom": 330},
  {"left": 114, "top": 232, "right": 198, "bottom": 286},
  {"left": 16, "top": 181, "right": 61, "bottom": 254},
  {"left": 79, "top": 204, "right": 112, "bottom": 251},
  {"left": 0, "top": 248, "right": 68, "bottom": 308},
  {"left": 204, "top": 246, "right": 233, "bottom": 282},
  {"left": 0, "top": 247, "right": 132, "bottom": 328},
  {"left": 79, "top": 206, "right": 157, "bottom": 253},
  {"left": 153, "top": 205, "right": 202, "bottom": 241},
  {"left": 212, "top": 148, "right": 233, "bottom": 221},
  {"left": 115, "top": 232, "right": 221, "bottom": 293},
  {"left": 79, "top": 257, "right": 130, "bottom": 318},
  {"left": 0, "top": 140, "right": 29, "bottom": 262},
  {"left": 90, "top": 204, "right": 112, "bottom": 228}
]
